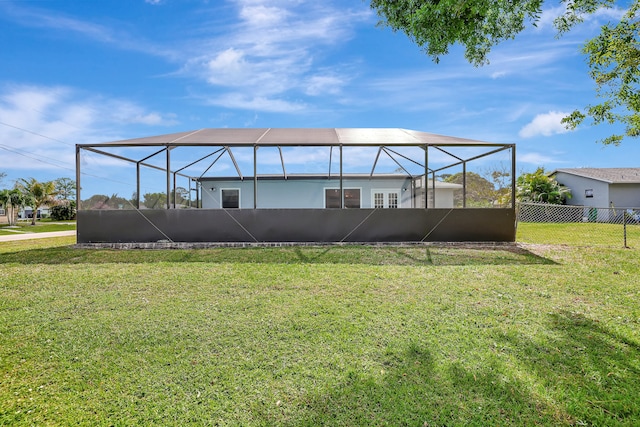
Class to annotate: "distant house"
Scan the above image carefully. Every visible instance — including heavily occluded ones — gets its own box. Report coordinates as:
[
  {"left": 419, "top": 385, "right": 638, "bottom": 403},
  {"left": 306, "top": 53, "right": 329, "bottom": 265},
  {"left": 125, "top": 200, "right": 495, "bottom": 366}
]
[
  {"left": 18, "top": 206, "right": 50, "bottom": 219},
  {"left": 550, "top": 168, "right": 640, "bottom": 209}
]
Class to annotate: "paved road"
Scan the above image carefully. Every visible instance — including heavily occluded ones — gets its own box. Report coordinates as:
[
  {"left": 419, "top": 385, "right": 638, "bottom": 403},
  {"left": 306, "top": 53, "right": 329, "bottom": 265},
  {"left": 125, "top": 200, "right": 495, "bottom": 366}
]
[{"left": 0, "top": 230, "right": 76, "bottom": 242}]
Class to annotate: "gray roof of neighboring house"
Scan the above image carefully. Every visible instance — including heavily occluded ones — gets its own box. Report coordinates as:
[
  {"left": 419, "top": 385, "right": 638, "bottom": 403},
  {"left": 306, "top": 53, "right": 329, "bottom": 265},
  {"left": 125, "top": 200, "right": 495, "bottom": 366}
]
[
  {"left": 553, "top": 168, "right": 640, "bottom": 184},
  {"left": 80, "top": 128, "right": 506, "bottom": 147}
]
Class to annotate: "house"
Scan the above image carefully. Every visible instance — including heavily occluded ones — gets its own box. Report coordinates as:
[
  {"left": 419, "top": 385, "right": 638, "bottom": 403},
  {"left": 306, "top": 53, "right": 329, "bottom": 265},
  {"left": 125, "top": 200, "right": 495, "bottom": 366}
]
[
  {"left": 75, "top": 128, "right": 517, "bottom": 244},
  {"left": 551, "top": 168, "right": 640, "bottom": 208},
  {"left": 18, "top": 206, "right": 50, "bottom": 220},
  {"left": 200, "top": 174, "right": 461, "bottom": 210}
]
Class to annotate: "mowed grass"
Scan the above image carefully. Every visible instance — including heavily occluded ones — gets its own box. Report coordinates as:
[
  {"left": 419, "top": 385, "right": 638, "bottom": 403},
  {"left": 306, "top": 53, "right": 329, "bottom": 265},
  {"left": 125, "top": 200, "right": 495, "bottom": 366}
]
[
  {"left": 517, "top": 221, "right": 640, "bottom": 247},
  {"left": 0, "top": 221, "right": 76, "bottom": 236},
  {"left": 1, "top": 235, "right": 639, "bottom": 425}
]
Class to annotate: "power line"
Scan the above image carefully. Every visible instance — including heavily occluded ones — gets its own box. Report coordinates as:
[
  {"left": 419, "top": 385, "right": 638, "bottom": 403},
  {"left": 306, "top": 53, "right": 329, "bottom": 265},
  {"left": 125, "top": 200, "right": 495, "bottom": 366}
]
[
  {"left": 0, "top": 120, "right": 74, "bottom": 146},
  {"left": 0, "top": 144, "right": 75, "bottom": 172}
]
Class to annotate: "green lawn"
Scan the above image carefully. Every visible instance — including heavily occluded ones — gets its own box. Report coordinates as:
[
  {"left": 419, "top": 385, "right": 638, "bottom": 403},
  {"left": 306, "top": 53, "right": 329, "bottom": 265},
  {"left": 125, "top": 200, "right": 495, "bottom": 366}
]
[
  {"left": 1, "top": 235, "right": 639, "bottom": 426},
  {"left": 0, "top": 221, "right": 76, "bottom": 236},
  {"left": 517, "top": 221, "right": 640, "bottom": 248}
]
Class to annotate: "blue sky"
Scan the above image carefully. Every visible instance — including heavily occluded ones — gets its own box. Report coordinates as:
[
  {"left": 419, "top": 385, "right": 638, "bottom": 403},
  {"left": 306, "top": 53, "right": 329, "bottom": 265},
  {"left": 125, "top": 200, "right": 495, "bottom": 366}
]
[{"left": 0, "top": 0, "right": 637, "bottom": 195}]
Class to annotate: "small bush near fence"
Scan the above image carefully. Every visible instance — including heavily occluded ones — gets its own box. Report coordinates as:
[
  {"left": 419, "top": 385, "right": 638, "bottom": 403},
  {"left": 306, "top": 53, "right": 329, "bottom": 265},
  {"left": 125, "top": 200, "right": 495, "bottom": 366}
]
[{"left": 517, "top": 202, "right": 640, "bottom": 248}]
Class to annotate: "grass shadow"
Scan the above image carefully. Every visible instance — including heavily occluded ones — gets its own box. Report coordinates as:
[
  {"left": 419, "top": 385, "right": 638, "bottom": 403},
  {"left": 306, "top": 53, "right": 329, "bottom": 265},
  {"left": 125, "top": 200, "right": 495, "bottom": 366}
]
[
  {"left": 494, "top": 310, "right": 640, "bottom": 425},
  {"left": 274, "top": 340, "right": 564, "bottom": 426},
  {"left": 265, "top": 310, "right": 640, "bottom": 426},
  {"left": 0, "top": 242, "right": 557, "bottom": 266}
]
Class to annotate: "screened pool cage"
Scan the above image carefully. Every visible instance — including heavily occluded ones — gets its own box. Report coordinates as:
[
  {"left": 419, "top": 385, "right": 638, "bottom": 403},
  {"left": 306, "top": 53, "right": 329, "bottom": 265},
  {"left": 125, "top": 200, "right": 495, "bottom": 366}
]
[{"left": 76, "top": 128, "right": 516, "bottom": 244}]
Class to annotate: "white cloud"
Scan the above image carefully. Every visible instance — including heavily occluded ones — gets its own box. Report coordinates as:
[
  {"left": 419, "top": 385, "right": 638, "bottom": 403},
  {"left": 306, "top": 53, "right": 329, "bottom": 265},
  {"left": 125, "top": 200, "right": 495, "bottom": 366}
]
[
  {"left": 0, "top": 85, "right": 178, "bottom": 174},
  {"left": 239, "top": 4, "right": 289, "bottom": 27},
  {"left": 304, "top": 74, "right": 346, "bottom": 96},
  {"left": 106, "top": 101, "right": 179, "bottom": 126},
  {"left": 519, "top": 111, "right": 571, "bottom": 138},
  {"left": 518, "top": 151, "right": 567, "bottom": 166},
  {"left": 181, "top": 0, "right": 369, "bottom": 111},
  {"left": 536, "top": 4, "right": 626, "bottom": 30},
  {"left": 0, "top": 2, "right": 177, "bottom": 59},
  {"left": 204, "top": 93, "right": 306, "bottom": 113},
  {"left": 1, "top": 0, "right": 369, "bottom": 113}
]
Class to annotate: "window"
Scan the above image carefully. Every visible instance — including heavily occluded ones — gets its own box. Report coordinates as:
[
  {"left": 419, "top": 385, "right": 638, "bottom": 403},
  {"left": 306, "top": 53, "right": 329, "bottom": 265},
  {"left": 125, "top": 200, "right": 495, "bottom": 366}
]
[
  {"left": 372, "top": 190, "right": 399, "bottom": 208},
  {"left": 325, "top": 189, "right": 341, "bottom": 208},
  {"left": 221, "top": 189, "right": 240, "bottom": 208},
  {"left": 325, "top": 188, "right": 361, "bottom": 208},
  {"left": 344, "top": 189, "right": 360, "bottom": 208},
  {"left": 374, "top": 192, "right": 384, "bottom": 209},
  {"left": 388, "top": 192, "right": 398, "bottom": 209},
  {"left": 585, "top": 189, "right": 594, "bottom": 198}
]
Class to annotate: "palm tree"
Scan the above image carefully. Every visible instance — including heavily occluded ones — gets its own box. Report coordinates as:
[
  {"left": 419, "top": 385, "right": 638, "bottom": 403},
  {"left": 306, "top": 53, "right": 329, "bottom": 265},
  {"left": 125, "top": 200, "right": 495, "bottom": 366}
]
[
  {"left": 17, "top": 178, "right": 58, "bottom": 225},
  {"left": 0, "top": 188, "right": 26, "bottom": 226}
]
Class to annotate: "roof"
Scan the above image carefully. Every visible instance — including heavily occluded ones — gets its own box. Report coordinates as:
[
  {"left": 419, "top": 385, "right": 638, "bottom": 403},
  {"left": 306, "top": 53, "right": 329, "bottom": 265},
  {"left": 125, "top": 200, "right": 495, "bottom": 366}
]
[
  {"left": 552, "top": 168, "right": 640, "bottom": 184},
  {"left": 80, "top": 128, "right": 506, "bottom": 147}
]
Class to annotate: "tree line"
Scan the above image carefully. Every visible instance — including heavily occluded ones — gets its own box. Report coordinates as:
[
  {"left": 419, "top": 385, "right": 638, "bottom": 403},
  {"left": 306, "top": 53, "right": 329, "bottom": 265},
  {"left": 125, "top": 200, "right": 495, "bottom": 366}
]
[
  {"left": 0, "top": 176, "right": 76, "bottom": 226},
  {"left": 81, "top": 187, "right": 193, "bottom": 210},
  {"left": 1, "top": 170, "right": 567, "bottom": 224},
  {"left": 442, "top": 167, "right": 570, "bottom": 207}
]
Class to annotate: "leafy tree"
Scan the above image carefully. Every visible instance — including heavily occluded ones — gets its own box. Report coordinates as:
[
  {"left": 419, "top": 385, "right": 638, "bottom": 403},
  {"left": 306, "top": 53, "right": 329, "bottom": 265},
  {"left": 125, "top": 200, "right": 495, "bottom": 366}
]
[
  {"left": 54, "top": 177, "right": 76, "bottom": 201},
  {"left": 17, "top": 178, "right": 58, "bottom": 225},
  {"left": 107, "top": 194, "right": 132, "bottom": 210},
  {"left": 486, "top": 164, "right": 512, "bottom": 207},
  {"left": 82, "top": 194, "right": 110, "bottom": 210},
  {"left": 516, "top": 167, "right": 571, "bottom": 204},
  {"left": 444, "top": 172, "right": 496, "bottom": 207},
  {"left": 370, "top": 0, "right": 639, "bottom": 144},
  {"left": 82, "top": 194, "right": 132, "bottom": 210},
  {"left": 170, "top": 186, "right": 190, "bottom": 207},
  {"left": 561, "top": 2, "right": 640, "bottom": 145},
  {"left": 143, "top": 192, "right": 167, "bottom": 209},
  {"left": 0, "top": 188, "right": 26, "bottom": 226}
]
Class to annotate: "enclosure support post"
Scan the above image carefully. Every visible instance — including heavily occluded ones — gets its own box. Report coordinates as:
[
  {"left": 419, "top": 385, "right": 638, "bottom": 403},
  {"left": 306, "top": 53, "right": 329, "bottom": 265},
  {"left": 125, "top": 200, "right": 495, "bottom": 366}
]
[
  {"left": 511, "top": 145, "right": 516, "bottom": 208},
  {"left": 432, "top": 170, "right": 436, "bottom": 208},
  {"left": 75, "top": 146, "right": 81, "bottom": 211},
  {"left": 424, "top": 145, "right": 428, "bottom": 209},
  {"left": 196, "top": 181, "right": 200, "bottom": 209},
  {"left": 462, "top": 162, "right": 467, "bottom": 208},
  {"left": 339, "top": 145, "right": 344, "bottom": 209},
  {"left": 253, "top": 145, "right": 258, "bottom": 209},
  {"left": 172, "top": 173, "right": 177, "bottom": 209},
  {"left": 166, "top": 147, "right": 171, "bottom": 210},
  {"left": 136, "top": 162, "right": 141, "bottom": 210}
]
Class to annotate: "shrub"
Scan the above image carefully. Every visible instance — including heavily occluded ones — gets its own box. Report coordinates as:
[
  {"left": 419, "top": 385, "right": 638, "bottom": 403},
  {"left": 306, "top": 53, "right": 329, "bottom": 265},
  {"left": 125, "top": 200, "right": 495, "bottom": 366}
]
[{"left": 50, "top": 201, "right": 76, "bottom": 221}]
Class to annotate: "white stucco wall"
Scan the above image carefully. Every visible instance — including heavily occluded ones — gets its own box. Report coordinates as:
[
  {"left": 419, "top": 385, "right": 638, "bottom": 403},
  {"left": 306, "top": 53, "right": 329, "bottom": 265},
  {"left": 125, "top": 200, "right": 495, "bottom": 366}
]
[{"left": 199, "top": 177, "right": 456, "bottom": 209}]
